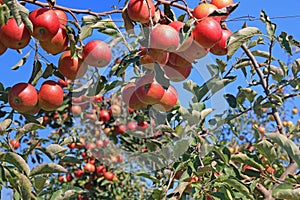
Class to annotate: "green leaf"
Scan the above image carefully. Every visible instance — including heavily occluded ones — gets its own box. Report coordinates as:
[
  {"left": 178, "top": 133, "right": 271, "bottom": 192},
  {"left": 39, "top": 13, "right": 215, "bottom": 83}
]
[
  {"left": 267, "top": 133, "right": 300, "bottom": 167},
  {"left": 30, "top": 163, "right": 67, "bottom": 177},
  {"left": 11, "top": 51, "right": 31, "bottom": 70},
  {"left": 0, "top": 152, "right": 30, "bottom": 176},
  {"left": 260, "top": 10, "right": 276, "bottom": 36},
  {"left": 60, "top": 136, "right": 79, "bottom": 146},
  {"left": 33, "top": 176, "right": 48, "bottom": 195},
  {"left": 16, "top": 123, "right": 44, "bottom": 140},
  {"left": 29, "top": 61, "right": 43, "bottom": 86},
  {"left": 136, "top": 172, "right": 160, "bottom": 184},
  {"left": 59, "top": 156, "right": 82, "bottom": 164},
  {"left": 50, "top": 189, "right": 81, "bottom": 200},
  {"left": 37, "top": 144, "right": 67, "bottom": 160},
  {"left": 277, "top": 32, "right": 300, "bottom": 55},
  {"left": 227, "top": 27, "right": 262, "bottom": 59},
  {"left": 239, "top": 87, "right": 257, "bottom": 102},
  {"left": 251, "top": 50, "right": 275, "bottom": 59},
  {"left": 272, "top": 184, "right": 300, "bottom": 200},
  {"left": 224, "top": 178, "right": 254, "bottom": 200},
  {"left": 255, "top": 140, "right": 277, "bottom": 163},
  {"left": 231, "top": 153, "right": 264, "bottom": 170},
  {"left": 163, "top": 4, "right": 175, "bottom": 22},
  {"left": 18, "top": 173, "right": 33, "bottom": 200},
  {"left": 0, "top": 4, "right": 10, "bottom": 26}
]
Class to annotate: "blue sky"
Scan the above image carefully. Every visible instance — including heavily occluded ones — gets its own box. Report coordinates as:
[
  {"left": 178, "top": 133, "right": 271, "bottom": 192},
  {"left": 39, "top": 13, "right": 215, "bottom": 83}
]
[{"left": 1, "top": 0, "right": 300, "bottom": 198}]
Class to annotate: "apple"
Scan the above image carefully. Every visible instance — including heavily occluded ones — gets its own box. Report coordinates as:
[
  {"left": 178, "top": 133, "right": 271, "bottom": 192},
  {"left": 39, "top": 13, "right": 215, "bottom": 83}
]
[
  {"left": 93, "top": 94, "right": 103, "bottom": 102},
  {"left": 110, "top": 104, "right": 122, "bottom": 117},
  {"left": 258, "top": 126, "right": 265, "bottom": 134},
  {"left": 0, "top": 18, "right": 31, "bottom": 49},
  {"left": 74, "top": 169, "right": 84, "bottom": 178},
  {"left": 99, "top": 110, "right": 111, "bottom": 122},
  {"left": 137, "top": 121, "right": 148, "bottom": 131},
  {"left": 0, "top": 41, "right": 7, "bottom": 55},
  {"left": 9, "top": 83, "right": 38, "bottom": 114},
  {"left": 84, "top": 163, "right": 96, "bottom": 173},
  {"left": 135, "top": 73, "right": 165, "bottom": 105},
  {"left": 193, "top": 18, "right": 223, "bottom": 49},
  {"left": 70, "top": 105, "right": 82, "bottom": 117},
  {"left": 103, "top": 171, "right": 115, "bottom": 181},
  {"left": 193, "top": 3, "right": 219, "bottom": 20},
  {"left": 58, "top": 175, "right": 65, "bottom": 182},
  {"left": 292, "top": 107, "right": 298, "bottom": 114},
  {"left": 162, "top": 62, "right": 192, "bottom": 82},
  {"left": 58, "top": 50, "right": 88, "bottom": 80},
  {"left": 82, "top": 40, "right": 112, "bottom": 67},
  {"left": 153, "top": 85, "right": 178, "bottom": 112},
  {"left": 127, "top": 121, "right": 138, "bottom": 131},
  {"left": 114, "top": 124, "right": 127, "bottom": 135},
  {"left": 150, "top": 24, "right": 180, "bottom": 52},
  {"left": 10, "top": 140, "right": 20, "bottom": 149},
  {"left": 210, "top": 29, "right": 232, "bottom": 55},
  {"left": 29, "top": 8, "right": 60, "bottom": 41},
  {"left": 127, "top": 0, "right": 155, "bottom": 24},
  {"left": 181, "top": 41, "right": 208, "bottom": 62},
  {"left": 66, "top": 173, "right": 73, "bottom": 182},
  {"left": 38, "top": 80, "right": 64, "bottom": 111},
  {"left": 39, "top": 25, "right": 68, "bottom": 54},
  {"left": 168, "top": 52, "right": 191, "bottom": 67},
  {"left": 96, "top": 165, "right": 106, "bottom": 176},
  {"left": 53, "top": 9, "right": 68, "bottom": 25},
  {"left": 211, "top": 0, "right": 234, "bottom": 9},
  {"left": 139, "top": 48, "right": 169, "bottom": 70},
  {"left": 168, "top": 21, "right": 193, "bottom": 52},
  {"left": 121, "top": 83, "right": 148, "bottom": 110}
]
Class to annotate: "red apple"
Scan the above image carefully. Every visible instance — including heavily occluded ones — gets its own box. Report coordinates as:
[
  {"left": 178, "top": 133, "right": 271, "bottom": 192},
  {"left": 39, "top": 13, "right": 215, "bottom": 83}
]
[
  {"left": 10, "top": 140, "right": 20, "bottom": 149},
  {"left": 193, "top": 18, "right": 222, "bottom": 49},
  {"left": 99, "top": 110, "right": 111, "bottom": 122},
  {"left": 121, "top": 83, "right": 148, "bottom": 110},
  {"left": 8, "top": 83, "right": 38, "bottom": 114},
  {"left": 29, "top": 8, "right": 60, "bottom": 41},
  {"left": 168, "top": 52, "right": 191, "bottom": 67},
  {"left": 82, "top": 40, "right": 112, "bottom": 67},
  {"left": 210, "top": 29, "right": 232, "bottom": 55},
  {"left": 193, "top": 3, "right": 219, "bottom": 20},
  {"left": 137, "top": 121, "right": 148, "bottom": 131},
  {"left": 53, "top": 9, "right": 68, "bottom": 25},
  {"left": 58, "top": 50, "right": 88, "bottom": 80},
  {"left": 38, "top": 80, "right": 64, "bottom": 111},
  {"left": 70, "top": 105, "right": 82, "bottom": 117},
  {"left": 127, "top": 0, "right": 155, "bottom": 24},
  {"left": 74, "top": 169, "right": 84, "bottom": 178},
  {"left": 114, "top": 124, "right": 127, "bottom": 135},
  {"left": 168, "top": 21, "right": 193, "bottom": 52},
  {"left": 84, "top": 163, "right": 95, "bottom": 173},
  {"left": 103, "top": 171, "right": 115, "bottom": 181},
  {"left": 211, "top": 0, "right": 234, "bottom": 9},
  {"left": 39, "top": 25, "right": 68, "bottom": 54},
  {"left": 127, "top": 121, "right": 138, "bottom": 131},
  {"left": 0, "top": 18, "right": 31, "bottom": 49},
  {"left": 162, "top": 62, "right": 192, "bottom": 82},
  {"left": 153, "top": 85, "right": 178, "bottom": 112},
  {"left": 135, "top": 73, "right": 165, "bottom": 105},
  {"left": 150, "top": 24, "right": 180, "bottom": 52},
  {"left": 93, "top": 94, "right": 103, "bottom": 102}
]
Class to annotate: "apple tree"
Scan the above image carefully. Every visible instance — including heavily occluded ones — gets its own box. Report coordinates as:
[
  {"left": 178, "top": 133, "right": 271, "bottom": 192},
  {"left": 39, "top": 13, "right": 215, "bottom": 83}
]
[{"left": 0, "top": 0, "right": 299, "bottom": 199}]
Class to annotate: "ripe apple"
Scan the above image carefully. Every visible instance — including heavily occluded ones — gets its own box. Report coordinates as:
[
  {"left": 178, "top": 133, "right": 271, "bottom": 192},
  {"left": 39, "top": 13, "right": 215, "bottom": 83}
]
[
  {"left": 66, "top": 173, "right": 73, "bottom": 182},
  {"left": 58, "top": 175, "right": 65, "bottom": 182},
  {"left": 99, "top": 109, "right": 111, "bottom": 122},
  {"left": 193, "top": 17, "right": 222, "bottom": 49},
  {"left": 127, "top": 0, "right": 155, "bottom": 24},
  {"left": 58, "top": 50, "right": 88, "bottom": 80},
  {"left": 258, "top": 126, "right": 265, "bottom": 134},
  {"left": 0, "top": 41, "right": 7, "bottom": 55},
  {"left": 210, "top": 29, "right": 232, "bottom": 55},
  {"left": 110, "top": 104, "right": 122, "bottom": 117},
  {"left": 150, "top": 24, "right": 180, "bottom": 52},
  {"left": 0, "top": 0, "right": 4, "bottom": 4},
  {"left": 168, "top": 52, "right": 191, "bottom": 67},
  {"left": 74, "top": 169, "right": 84, "bottom": 178},
  {"left": 211, "top": 0, "right": 234, "bottom": 9},
  {"left": 127, "top": 121, "right": 138, "bottom": 131},
  {"left": 137, "top": 121, "right": 148, "bottom": 131},
  {"left": 84, "top": 163, "right": 96, "bottom": 173},
  {"left": 38, "top": 80, "right": 64, "bottom": 111},
  {"left": 71, "top": 105, "right": 82, "bottom": 117},
  {"left": 96, "top": 165, "right": 106, "bottom": 176},
  {"left": 181, "top": 41, "right": 208, "bottom": 62},
  {"left": 153, "top": 85, "right": 178, "bottom": 112},
  {"left": 292, "top": 107, "right": 298, "bottom": 114},
  {"left": 29, "top": 8, "right": 60, "bottom": 41},
  {"left": 103, "top": 171, "right": 115, "bottom": 181},
  {"left": 168, "top": 21, "right": 194, "bottom": 52},
  {"left": 114, "top": 124, "right": 127, "bottom": 135},
  {"left": 121, "top": 83, "right": 148, "bottom": 110},
  {"left": 193, "top": 3, "right": 219, "bottom": 21},
  {"left": 39, "top": 25, "right": 68, "bottom": 54},
  {"left": 93, "top": 94, "right": 103, "bottom": 102},
  {"left": 8, "top": 83, "right": 38, "bottom": 114},
  {"left": 10, "top": 140, "right": 20, "bottom": 149},
  {"left": 135, "top": 73, "right": 165, "bottom": 105},
  {"left": 162, "top": 62, "right": 192, "bottom": 82},
  {"left": 82, "top": 40, "right": 112, "bottom": 67},
  {"left": 53, "top": 9, "right": 68, "bottom": 25},
  {"left": 0, "top": 18, "right": 31, "bottom": 49},
  {"left": 140, "top": 48, "right": 169, "bottom": 70}
]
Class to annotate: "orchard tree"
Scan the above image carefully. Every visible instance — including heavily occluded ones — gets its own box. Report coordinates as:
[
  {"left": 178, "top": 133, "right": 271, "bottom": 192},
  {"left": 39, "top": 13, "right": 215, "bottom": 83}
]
[{"left": 0, "top": 0, "right": 299, "bottom": 199}]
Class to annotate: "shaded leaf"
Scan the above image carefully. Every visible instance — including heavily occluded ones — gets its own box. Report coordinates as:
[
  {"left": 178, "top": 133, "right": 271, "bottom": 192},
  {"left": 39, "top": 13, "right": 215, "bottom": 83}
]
[
  {"left": 224, "top": 178, "right": 254, "bottom": 200},
  {"left": 267, "top": 133, "right": 300, "bottom": 167},
  {"left": 260, "top": 10, "right": 276, "bottom": 36},
  {"left": 79, "top": 25, "right": 93, "bottom": 40},
  {"left": 30, "top": 163, "right": 67, "bottom": 177},
  {"left": 255, "top": 140, "right": 277, "bottom": 163},
  {"left": 231, "top": 153, "right": 264, "bottom": 170},
  {"left": 18, "top": 173, "right": 32, "bottom": 200},
  {"left": 16, "top": 123, "right": 44, "bottom": 140},
  {"left": 122, "top": 8, "right": 134, "bottom": 35},
  {"left": 0, "top": 119, "right": 12, "bottom": 134},
  {"left": 28, "top": 61, "right": 43, "bottom": 86},
  {"left": 0, "top": 152, "right": 30, "bottom": 176},
  {"left": 291, "top": 59, "right": 300, "bottom": 77},
  {"left": 272, "top": 184, "right": 300, "bottom": 200},
  {"left": 11, "top": 51, "right": 31, "bottom": 70},
  {"left": 209, "top": 2, "right": 239, "bottom": 18}
]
